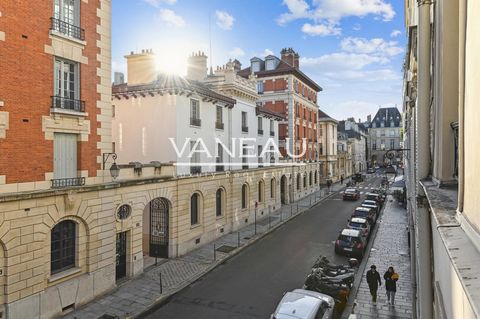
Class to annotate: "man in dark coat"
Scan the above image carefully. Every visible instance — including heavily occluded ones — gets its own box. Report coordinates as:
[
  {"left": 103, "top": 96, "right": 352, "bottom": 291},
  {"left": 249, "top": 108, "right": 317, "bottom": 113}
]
[
  {"left": 366, "top": 265, "right": 381, "bottom": 305},
  {"left": 384, "top": 266, "right": 399, "bottom": 305}
]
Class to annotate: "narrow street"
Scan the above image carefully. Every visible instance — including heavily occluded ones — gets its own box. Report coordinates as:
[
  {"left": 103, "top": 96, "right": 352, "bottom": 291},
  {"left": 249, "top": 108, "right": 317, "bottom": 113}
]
[{"left": 144, "top": 175, "right": 382, "bottom": 319}]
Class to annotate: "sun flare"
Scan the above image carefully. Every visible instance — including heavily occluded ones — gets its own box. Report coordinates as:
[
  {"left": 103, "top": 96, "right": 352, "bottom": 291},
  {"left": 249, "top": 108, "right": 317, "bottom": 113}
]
[{"left": 155, "top": 50, "right": 188, "bottom": 76}]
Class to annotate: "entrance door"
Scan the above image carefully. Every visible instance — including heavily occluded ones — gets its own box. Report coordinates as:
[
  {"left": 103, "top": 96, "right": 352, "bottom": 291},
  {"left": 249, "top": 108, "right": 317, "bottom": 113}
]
[
  {"left": 280, "top": 176, "right": 287, "bottom": 204},
  {"left": 149, "top": 198, "right": 169, "bottom": 258},
  {"left": 115, "top": 232, "right": 127, "bottom": 281}
]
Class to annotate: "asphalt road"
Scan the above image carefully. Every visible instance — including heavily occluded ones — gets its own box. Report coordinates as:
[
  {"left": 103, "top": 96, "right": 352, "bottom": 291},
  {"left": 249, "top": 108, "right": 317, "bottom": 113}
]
[{"left": 145, "top": 175, "right": 383, "bottom": 319}]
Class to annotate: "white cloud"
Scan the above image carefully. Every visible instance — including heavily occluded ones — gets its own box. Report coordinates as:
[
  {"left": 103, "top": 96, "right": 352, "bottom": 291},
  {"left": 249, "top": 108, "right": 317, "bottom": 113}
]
[
  {"left": 215, "top": 10, "right": 235, "bottom": 30},
  {"left": 260, "top": 49, "right": 274, "bottom": 57},
  {"left": 302, "top": 23, "right": 341, "bottom": 36},
  {"left": 311, "top": 0, "right": 395, "bottom": 22},
  {"left": 157, "top": 9, "right": 185, "bottom": 27},
  {"left": 278, "top": 0, "right": 395, "bottom": 36},
  {"left": 144, "top": 0, "right": 177, "bottom": 7},
  {"left": 229, "top": 47, "right": 245, "bottom": 58},
  {"left": 390, "top": 29, "right": 402, "bottom": 37},
  {"left": 302, "top": 53, "right": 389, "bottom": 72},
  {"left": 277, "top": 0, "right": 311, "bottom": 25},
  {"left": 340, "top": 37, "right": 403, "bottom": 57},
  {"left": 352, "top": 23, "right": 361, "bottom": 31}
]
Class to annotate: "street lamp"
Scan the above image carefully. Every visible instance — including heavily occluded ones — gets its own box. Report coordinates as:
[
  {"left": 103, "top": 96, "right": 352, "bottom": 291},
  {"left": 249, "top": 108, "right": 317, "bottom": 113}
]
[{"left": 103, "top": 152, "right": 120, "bottom": 180}]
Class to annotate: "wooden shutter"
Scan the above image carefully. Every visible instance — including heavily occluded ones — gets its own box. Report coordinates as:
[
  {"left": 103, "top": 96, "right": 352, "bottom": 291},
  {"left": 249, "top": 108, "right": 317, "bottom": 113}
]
[{"left": 54, "top": 133, "right": 77, "bottom": 179}]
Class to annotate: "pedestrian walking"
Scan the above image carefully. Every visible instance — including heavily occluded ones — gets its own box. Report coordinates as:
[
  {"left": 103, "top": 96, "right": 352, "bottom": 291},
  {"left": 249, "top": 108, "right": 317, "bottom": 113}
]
[
  {"left": 384, "top": 266, "right": 399, "bottom": 305},
  {"left": 340, "top": 175, "right": 344, "bottom": 184},
  {"left": 366, "top": 265, "right": 381, "bottom": 305}
]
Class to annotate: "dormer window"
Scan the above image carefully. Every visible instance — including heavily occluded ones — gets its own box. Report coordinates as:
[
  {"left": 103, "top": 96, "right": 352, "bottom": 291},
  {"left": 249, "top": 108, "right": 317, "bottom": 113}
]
[
  {"left": 252, "top": 61, "right": 261, "bottom": 73},
  {"left": 381, "top": 122, "right": 385, "bottom": 128}
]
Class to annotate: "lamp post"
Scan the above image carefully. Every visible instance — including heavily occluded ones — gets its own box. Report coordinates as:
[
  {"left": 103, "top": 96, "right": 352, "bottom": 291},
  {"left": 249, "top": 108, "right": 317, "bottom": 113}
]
[{"left": 103, "top": 152, "right": 120, "bottom": 180}]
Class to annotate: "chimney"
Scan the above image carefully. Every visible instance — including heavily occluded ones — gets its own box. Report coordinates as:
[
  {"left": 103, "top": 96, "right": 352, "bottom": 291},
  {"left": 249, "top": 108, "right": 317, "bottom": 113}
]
[
  {"left": 367, "top": 115, "right": 372, "bottom": 123},
  {"left": 187, "top": 51, "right": 208, "bottom": 81},
  {"left": 281, "top": 47, "right": 300, "bottom": 69},
  {"left": 232, "top": 59, "right": 242, "bottom": 71},
  {"left": 125, "top": 49, "right": 156, "bottom": 85}
]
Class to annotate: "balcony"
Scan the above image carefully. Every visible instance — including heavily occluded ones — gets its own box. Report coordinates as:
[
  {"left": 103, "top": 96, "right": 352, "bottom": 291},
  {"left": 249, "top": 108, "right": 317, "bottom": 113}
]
[
  {"left": 270, "top": 131, "right": 275, "bottom": 137},
  {"left": 216, "top": 164, "right": 224, "bottom": 172},
  {"left": 242, "top": 126, "right": 249, "bottom": 133},
  {"left": 51, "top": 177, "right": 85, "bottom": 188},
  {"left": 50, "top": 17, "right": 85, "bottom": 41},
  {"left": 258, "top": 158, "right": 263, "bottom": 168},
  {"left": 215, "top": 122, "right": 224, "bottom": 130},
  {"left": 51, "top": 96, "right": 85, "bottom": 113},
  {"left": 258, "top": 129, "right": 264, "bottom": 135},
  {"left": 190, "top": 166, "right": 202, "bottom": 174},
  {"left": 190, "top": 118, "right": 201, "bottom": 127}
]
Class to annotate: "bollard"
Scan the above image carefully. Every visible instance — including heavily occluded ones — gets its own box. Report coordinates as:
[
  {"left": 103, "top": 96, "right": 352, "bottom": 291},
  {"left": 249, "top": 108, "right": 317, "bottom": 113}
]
[
  {"left": 159, "top": 272, "right": 163, "bottom": 294},
  {"left": 214, "top": 243, "right": 216, "bottom": 261}
]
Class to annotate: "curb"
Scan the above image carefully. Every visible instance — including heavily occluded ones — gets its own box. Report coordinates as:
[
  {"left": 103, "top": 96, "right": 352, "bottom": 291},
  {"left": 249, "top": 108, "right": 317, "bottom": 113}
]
[{"left": 137, "top": 189, "right": 341, "bottom": 318}]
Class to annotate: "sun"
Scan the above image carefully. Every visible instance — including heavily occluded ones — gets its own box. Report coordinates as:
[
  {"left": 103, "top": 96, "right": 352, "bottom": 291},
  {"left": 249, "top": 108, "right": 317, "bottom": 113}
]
[{"left": 155, "top": 50, "right": 188, "bottom": 76}]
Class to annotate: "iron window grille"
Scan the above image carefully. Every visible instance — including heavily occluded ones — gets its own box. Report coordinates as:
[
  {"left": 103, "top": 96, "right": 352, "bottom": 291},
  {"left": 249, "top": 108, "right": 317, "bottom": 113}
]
[
  {"left": 51, "top": 220, "right": 76, "bottom": 274},
  {"left": 52, "top": 96, "right": 85, "bottom": 113},
  {"left": 51, "top": 177, "right": 85, "bottom": 188},
  {"left": 50, "top": 17, "right": 85, "bottom": 41}
]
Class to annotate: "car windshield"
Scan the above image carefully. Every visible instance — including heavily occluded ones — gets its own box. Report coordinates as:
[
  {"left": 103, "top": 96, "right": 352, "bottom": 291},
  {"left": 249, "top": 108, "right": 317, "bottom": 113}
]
[
  {"left": 354, "top": 211, "right": 369, "bottom": 218},
  {"left": 345, "top": 189, "right": 356, "bottom": 193},
  {"left": 366, "top": 195, "right": 378, "bottom": 201},
  {"left": 339, "top": 235, "right": 360, "bottom": 244},
  {"left": 349, "top": 222, "right": 364, "bottom": 228}
]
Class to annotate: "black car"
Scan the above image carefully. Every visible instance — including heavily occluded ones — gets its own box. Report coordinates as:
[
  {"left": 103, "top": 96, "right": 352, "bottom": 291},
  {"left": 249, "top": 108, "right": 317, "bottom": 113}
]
[{"left": 343, "top": 188, "right": 360, "bottom": 201}]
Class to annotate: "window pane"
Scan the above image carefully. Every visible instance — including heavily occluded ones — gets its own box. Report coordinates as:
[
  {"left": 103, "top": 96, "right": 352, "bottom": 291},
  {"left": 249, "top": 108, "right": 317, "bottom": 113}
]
[{"left": 51, "top": 220, "right": 76, "bottom": 274}]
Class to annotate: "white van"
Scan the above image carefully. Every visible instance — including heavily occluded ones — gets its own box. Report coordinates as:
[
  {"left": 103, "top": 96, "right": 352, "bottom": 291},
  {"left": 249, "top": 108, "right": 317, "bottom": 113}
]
[{"left": 271, "top": 289, "right": 335, "bottom": 319}]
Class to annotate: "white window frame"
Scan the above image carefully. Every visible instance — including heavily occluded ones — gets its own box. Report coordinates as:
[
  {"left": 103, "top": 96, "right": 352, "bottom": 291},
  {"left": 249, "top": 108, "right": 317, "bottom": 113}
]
[{"left": 54, "top": 57, "right": 80, "bottom": 100}]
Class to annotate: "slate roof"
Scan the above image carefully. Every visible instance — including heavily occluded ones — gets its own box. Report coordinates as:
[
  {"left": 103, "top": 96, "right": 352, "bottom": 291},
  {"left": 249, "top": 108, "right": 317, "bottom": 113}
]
[
  {"left": 112, "top": 73, "right": 236, "bottom": 107},
  {"left": 370, "top": 107, "right": 402, "bottom": 128},
  {"left": 237, "top": 58, "right": 322, "bottom": 92}
]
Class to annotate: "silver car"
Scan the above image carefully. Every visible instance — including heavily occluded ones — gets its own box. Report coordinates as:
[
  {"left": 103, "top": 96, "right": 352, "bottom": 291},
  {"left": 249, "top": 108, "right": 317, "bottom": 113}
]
[{"left": 271, "top": 289, "right": 335, "bottom": 319}]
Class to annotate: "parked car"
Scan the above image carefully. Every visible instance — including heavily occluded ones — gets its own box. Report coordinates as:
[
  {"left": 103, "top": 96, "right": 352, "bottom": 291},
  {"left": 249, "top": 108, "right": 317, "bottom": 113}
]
[
  {"left": 366, "top": 192, "right": 384, "bottom": 206},
  {"left": 335, "top": 229, "right": 367, "bottom": 258},
  {"left": 367, "top": 168, "right": 376, "bottom": 174},
  {"left": 361, "top": 200, "right": 379, "bottom": 216},
  {"left": 347, "top": 217, "right": 371, "bottom": 239},
  {"left": 270, "top": 289, "right": 335, "bottom": 319},
  {"left": 343, "top": 188, "right": 360, "bottom": 201},
  {"left": 352, "top": 207, "right": 376, "bottom": 224}
]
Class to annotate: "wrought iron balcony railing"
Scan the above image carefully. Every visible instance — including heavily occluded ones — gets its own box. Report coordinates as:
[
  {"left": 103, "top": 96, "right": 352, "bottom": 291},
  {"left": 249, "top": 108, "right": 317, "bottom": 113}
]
[
  {"left": 190, "top": 166, "right": 202, "bottom": 174},
  {"left": 242, "top": 126, "right": 249, "bottom": 133},
  {"left": 258, "top": 129, "right": 264, "bottom": 135},
  {"left": 270, "top": 131, "right": 275, "bottom": 137},
  {"left": 51, "top": 177, "right": 85, "bottom": 188},
  {"left": 51, "top": 96, "right": 85, "bottom": 113},
  {"left": 190, "top": 118, "right": 201, "bottom": 127},
  {"left": 50, "top": 17, "right": 85, "bottom": 41},
  {"left": 215, "top": 122, "right": 224, "bottom": 130}
]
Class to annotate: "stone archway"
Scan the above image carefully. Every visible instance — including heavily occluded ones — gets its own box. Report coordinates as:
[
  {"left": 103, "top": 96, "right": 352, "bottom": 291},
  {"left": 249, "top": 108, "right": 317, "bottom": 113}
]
[
  {"left": 280, "top": 175, "right": 288, "bottom": 205},
  {"left": 143, "top": 197, "right": 170, "bottom": 262}
]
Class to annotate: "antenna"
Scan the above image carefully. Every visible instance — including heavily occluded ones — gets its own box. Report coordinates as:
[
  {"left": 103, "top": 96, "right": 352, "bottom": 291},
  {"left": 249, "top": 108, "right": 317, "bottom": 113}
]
[{"left": 209, "top": 12, "right": 213, "bottom": 75}]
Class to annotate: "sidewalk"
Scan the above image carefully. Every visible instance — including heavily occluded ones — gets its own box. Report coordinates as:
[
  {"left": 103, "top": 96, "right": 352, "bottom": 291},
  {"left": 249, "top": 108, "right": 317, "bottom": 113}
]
[
  {"left": 349, "top": 197, "right": 413, "bottom": 319},
  {"left": 64, "top": 183, "right": 344, "bottom": 319}
]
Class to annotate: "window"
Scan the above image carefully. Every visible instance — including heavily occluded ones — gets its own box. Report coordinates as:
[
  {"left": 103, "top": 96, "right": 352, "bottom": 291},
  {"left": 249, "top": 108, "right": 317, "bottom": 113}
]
[
  {"left": 270, "top": 119, "right": 274, "bottom": 136},
  {"left": 216, "top": 189, "right": 223, "bottom": 217},
  {"left": 51, "top": 220, "right": 76, "bottom": 274},
  {"left": 257, "top": 81, "right": 264, "bottom": 94},
  {"left": 241, "top": 112, "right": 248, "bottom": 132},
  {"left": 303, "top": 174, "right": 307, "bottom": 188},
  {"left": 116, "top": 205, "right": 131, "bottom": 220},
  {"left": 52, "top": 0, "right": 83, "bottom": 40},
  {"left": 190, "top": 141, "right": 201, "bottom": 174},
  {"left": 390, "top": 139, "right": 395, "bottom": 149},
  {"left": 241, "top": 184, "right": 248, "bottom": 209},
  {"left": 372, "top": 122, "right": 376, "bottom": 128},
  {"left": 258, "top": 180, "right": 264, "bottom": 202},
  {"left": 372, "top": 140, "right": 377, "bottom": 150},
  {"left": 54, "top": 58, "right": 82, "bottom": 112},
  {"left": 269, "top": 146, "right": 275, "bottom": 163},
  {"left": 190, "top": 99, "right": 201, "bottom": 126},
  {"left": 297, "top": 173, "right": 301, "bottom": 190},
  {"left": 380, "top": 139, "right": 385, "bottom": 150},
  {"left": 270, "top": 179, "right": 275, "bottom": 198},
  {"left": 252, "top": 61, "right": 261, "bottom": 72},
  {"left": 258, "top": 117, "right": 263, "bottom": 135},
  {"left": 190, "top": 193, "right": 200, "bottom": 225},
  {"left": 319, "top": 143, "right": 323, "bottom": 155},
  {"left": 242, "top": 144, "right": 248, "bottom": 169},
  {"left": 258, "top": 145, "right": 263, "bottom": 166},
  {"left": 53, "top": 133, "right": 78, "bottom": 180},
  {"left": 315, "top": 171, "right": 318, "bottom": 184},
  {"left": 296, "top": 125, "right": 300, "bottom": 140},
  {"left": 309, "top": 172, "right": 313, "bottom": 186},
  {"left": 319, "top": 127, "right": 323, "bottom": 137},
  {"left": 216, "top": 143, "right": 224, "bottom": 172},
  {"left": 216, "top": 105, "right": 223, "bottom": 129},
  {"left": 390, "top": 130, "right": 395, "bottom": 137}
]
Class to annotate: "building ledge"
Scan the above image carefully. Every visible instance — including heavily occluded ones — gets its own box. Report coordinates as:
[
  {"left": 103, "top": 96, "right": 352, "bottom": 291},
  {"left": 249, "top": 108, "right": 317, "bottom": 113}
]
[{"left": 421, "top": 179, "right": 480, "bottom": 318}]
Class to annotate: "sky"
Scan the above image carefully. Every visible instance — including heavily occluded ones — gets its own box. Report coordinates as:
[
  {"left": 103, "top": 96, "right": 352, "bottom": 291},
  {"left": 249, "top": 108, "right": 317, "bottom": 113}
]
[{"left": 112, "top": 0, "right": 406, "bottom": 122}]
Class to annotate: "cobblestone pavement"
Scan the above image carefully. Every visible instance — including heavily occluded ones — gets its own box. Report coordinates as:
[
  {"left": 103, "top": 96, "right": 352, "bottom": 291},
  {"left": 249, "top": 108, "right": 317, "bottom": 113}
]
[
  {"left": 350, "top": 197, "right": 413, "bottom": 319},
  {"left": 64, "top": 183, "right": 345, "bottom": 319}
]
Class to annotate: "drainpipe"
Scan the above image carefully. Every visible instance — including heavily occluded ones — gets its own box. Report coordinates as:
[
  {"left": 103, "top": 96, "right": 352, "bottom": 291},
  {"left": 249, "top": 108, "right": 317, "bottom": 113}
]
[
  {"left": 416, "top": 1, "right": 433, "bottom": 318},
  {"left": 457, "top": 0, "right": 466, "bottom": 213}
]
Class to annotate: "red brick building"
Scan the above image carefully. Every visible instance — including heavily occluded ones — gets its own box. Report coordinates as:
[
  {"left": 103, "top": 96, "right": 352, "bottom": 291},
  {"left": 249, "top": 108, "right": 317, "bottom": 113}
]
[
  {"left": 0, "top": 0, "right": 112, "bottom": 191},
  {"left": 238, "top": 48, "right": 322, "bottom": 161}
]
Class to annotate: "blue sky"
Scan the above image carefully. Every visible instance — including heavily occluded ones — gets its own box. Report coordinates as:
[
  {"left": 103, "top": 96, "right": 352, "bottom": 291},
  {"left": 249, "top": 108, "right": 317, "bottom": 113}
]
[{"left": 112, "top": 0, "right": 406, "bottom": 121}]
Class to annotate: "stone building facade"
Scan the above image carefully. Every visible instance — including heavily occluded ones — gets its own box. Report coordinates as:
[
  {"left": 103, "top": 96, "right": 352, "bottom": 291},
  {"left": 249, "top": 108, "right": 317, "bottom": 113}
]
[
  {"left": 404, "top": 0, "right": 480, "bottom": 318},
  {"left": 318, "top": 110, "right": 338, "bottom": 182},
  {"left": 367, "top": 107, "right": 402, "bottom": 166}
]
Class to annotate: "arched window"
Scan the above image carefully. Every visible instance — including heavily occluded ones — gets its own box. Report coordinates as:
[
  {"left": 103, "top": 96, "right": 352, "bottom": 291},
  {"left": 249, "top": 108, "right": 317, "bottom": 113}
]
[
  {"left": 258, "top": 180, "right": 264, "bottom": 202},
  {"left": 51, "top": 220, "right": 76, "bottom": 274},
  {"left": 191, "top": 193, "right": 200, "bottom": 225},
  {"left": 270, "top": 178, "right": 275, "bottom": 198},
  {"left": 315, "top": 171, "right": 318, "bottom": 184},
  {"left": 242, "top": 184, "right": 248, "bottom": 209},
  {"left": 297, "top": 174, "right": 301, "bottom": 190},
  {"left": 309, "top": 172, "right": 313, "bottom": 186},
  {"left": 216, "top": 188, "right": 224, "bottom": 217},
  {"left": 303, "top": 174, "right": 307, "bottom": 188}
]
